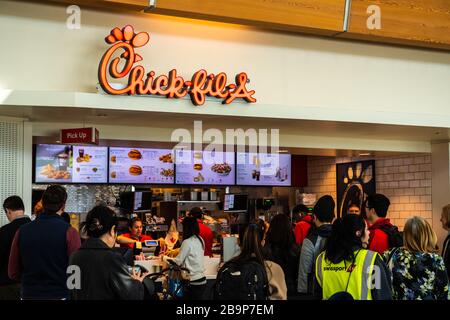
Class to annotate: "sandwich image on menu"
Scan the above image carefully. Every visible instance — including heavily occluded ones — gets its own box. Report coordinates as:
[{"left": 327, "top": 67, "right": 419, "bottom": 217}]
[{"left": 109, "top": 147, "right": 175, "bottom": 184}]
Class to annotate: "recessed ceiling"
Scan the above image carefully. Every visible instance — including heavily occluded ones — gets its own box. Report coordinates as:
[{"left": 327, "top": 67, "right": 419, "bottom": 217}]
[
  {"left": 1, "top": 104, "right": 448, "bottom": 142},
  {"left": 1, "top": 104, "right": 446, "bottom": 158}
]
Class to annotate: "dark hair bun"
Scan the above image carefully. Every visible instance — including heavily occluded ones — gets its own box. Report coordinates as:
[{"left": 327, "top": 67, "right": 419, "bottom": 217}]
[
  {"left": 83, "top": 205, "right": 117, "bottom": 238},
  {"left": 88, "top": 218, "right": 104, "bottom": 232}
]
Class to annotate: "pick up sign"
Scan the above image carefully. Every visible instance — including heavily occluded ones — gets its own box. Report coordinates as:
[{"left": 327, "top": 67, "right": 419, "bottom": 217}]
[{"left": 60, "top": 127, "right": 99, "bottom": 145}]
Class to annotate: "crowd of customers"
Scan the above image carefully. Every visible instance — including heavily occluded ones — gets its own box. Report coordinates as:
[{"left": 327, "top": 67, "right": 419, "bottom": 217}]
[{"left": 0, "top": 185, "right": 449, "bottom": 300}]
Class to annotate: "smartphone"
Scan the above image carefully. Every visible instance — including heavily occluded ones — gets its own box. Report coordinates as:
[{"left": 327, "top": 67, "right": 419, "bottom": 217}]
[{"left": 128, "top": 265, "right": 148, "bottom": 274}]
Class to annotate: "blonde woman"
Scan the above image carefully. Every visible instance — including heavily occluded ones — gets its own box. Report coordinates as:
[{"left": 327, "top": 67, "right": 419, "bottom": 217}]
[
  {"left": 441, "top": 204, "right": 450, "bottom": 279},
  {"left": 384, "top": 216, "right": 449, "bottom": 300}
]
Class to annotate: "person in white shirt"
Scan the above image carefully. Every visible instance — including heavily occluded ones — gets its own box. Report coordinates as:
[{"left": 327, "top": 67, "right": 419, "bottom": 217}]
[{"left": 163, "top": 216, "right": 206, "bottom": 300}]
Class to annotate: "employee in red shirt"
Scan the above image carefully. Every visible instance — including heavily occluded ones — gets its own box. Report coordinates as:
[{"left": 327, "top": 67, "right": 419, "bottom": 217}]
[
  {"left": 117, "top": 217, "right": 152, "bottom": 249},
  {"left": 189, "top": 207, "right": 213, "bottom": 256},
  {"left": 293, "top": 205, "right": 313, "bottom": 246},
  {"left": 365, "top": 193, "right": 395, "bottom": 254}
]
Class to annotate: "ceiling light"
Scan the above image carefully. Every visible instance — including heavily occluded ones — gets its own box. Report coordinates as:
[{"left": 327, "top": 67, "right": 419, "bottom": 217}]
[{"left": 359, "top": 152, "right": 371, "bottom": 156}]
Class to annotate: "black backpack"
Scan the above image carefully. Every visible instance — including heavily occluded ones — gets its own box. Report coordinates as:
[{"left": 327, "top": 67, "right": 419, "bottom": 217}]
[
  {"left": 214, "top": 260, "right": 269, "bottom": 300},
  {"left": 379, "top": 224, "right": 403, "bottom": 249}
]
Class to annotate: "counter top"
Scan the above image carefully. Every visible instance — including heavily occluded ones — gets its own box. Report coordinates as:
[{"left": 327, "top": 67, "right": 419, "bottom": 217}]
[{"left": 134, "top": 256, "right": 220, "bottom": 280}]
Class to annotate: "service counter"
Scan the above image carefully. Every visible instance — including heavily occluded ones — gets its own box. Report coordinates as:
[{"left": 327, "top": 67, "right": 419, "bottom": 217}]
[{"left": 134, "top": 256, "right": 221, "bottom": 280}]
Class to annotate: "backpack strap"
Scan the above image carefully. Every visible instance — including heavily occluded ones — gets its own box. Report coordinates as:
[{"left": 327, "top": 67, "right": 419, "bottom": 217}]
[
  {"left": 248, "top": 260, "right": 270, "bottom": 300},
  {"left": 315, "top": 252, "right": 325, "bottom": 287},
  {"left": 344, "top": 250, "right": 361, "bottom": 293},
  {"left": 385, "top": 247, "right": 400, "bottom": 267}
]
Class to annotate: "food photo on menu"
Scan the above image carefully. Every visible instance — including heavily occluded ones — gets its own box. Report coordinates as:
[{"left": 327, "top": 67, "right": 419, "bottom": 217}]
[
  {"left": 34, "top": 144, "right": 108, "bottom": 183},
  {"left": 236, "top": 152, "right": 291, "bottom": 186},
  {"left": 175, "top": 149, "right": 235, "bottom": 185},
  {"left": 109, "top": 147, "right": 175, "bottom": 184},
  {"left": 71, "top": 146, "right": 108, "bottom": 183},
  {"left": 35, "top": 144, "right": 73, "bottom": 183}
]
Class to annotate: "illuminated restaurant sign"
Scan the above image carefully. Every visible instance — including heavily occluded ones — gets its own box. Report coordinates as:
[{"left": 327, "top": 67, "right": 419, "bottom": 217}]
[{"left": 98, "top": 25, "right": 256, "bottom": 106}]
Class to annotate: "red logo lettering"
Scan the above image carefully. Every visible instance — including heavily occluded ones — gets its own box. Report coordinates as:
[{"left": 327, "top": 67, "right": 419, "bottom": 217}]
[{"left": 98, "top": 25, "right": 256, "bottom": 106}]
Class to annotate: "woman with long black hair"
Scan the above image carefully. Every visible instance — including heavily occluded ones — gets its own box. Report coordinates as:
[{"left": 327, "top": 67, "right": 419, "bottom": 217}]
[
  {"left": 315, "top": 214, "right": 392, "bottom": 300},
  {"left": 263, "top": 214, "right": 300, "bottom": 297},
  {"left": 163, "top": 216, "right": 206, "bottom": 300},
  {"left": 216, "top": 222, "right": 287, "bottom": 300}
]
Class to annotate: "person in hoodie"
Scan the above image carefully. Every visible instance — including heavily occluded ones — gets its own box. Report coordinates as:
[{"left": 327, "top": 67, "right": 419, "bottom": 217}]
[
  {"left": 297, "top": 195, "right": 335, "bottom": 295},
  {"left": 365, "top": 193, "right": 398, "bottom": 254},
  {"left": 293, "top": 205, "right": 314, "bottom": 246}
]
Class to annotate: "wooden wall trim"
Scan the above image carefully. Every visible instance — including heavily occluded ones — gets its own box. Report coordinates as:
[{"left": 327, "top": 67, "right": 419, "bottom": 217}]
[{"left": 23, "top": 0, "right": 450, "bottom": 50}]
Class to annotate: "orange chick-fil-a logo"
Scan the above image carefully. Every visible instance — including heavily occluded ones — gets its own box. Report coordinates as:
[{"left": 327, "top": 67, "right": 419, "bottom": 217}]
[{"left": 98, "top": 25, "right": 256, "bottom": 106}]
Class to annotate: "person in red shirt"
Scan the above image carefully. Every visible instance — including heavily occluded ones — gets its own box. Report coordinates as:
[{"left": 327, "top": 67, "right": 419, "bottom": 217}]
[
  {"left": 189, "top": 207, "right": 213, "bottom": 256},
  {"left": 293, "top": 205, "right": 313, "bottom": 246},
  {"left": 117, "top": 217, "right": 152, "bottom": 249},
  {"left": 365, "top": 193, "right": 395, "bottom": 254}
]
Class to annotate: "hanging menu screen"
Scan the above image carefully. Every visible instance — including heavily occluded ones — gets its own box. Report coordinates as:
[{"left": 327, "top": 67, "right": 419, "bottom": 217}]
[
  {"left": 109, "top": 147, "right": 175, "bottom": 184},
  {"left": 175, "top": 149, "right": 235, "bottom": 185},
  {"left": 236, "top": 152, "right": 291, "bottom": 186},
  {"left": 35, "top": 144, "right": 108, "bottom": 183}
]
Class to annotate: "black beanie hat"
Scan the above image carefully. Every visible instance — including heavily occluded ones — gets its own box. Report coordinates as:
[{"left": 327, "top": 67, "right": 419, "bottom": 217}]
[{"left": 313, "top": 195, "right": 335, "bottom": 223}]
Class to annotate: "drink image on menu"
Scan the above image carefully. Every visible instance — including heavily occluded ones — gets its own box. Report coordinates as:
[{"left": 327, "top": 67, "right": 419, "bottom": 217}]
[
  {"left": 35, "top": 144, "right": 73, "bottom": 182},
  {"left": 236, "top": 152, "right": 291, "bottom": 186},
  {"left": 72, "top": 146, "right": 108, "bottom": 183}
]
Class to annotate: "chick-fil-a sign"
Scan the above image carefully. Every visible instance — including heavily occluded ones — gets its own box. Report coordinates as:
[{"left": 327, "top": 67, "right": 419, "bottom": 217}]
[{"left": 98, "top": 25, "right": 256, "bottom": 106}]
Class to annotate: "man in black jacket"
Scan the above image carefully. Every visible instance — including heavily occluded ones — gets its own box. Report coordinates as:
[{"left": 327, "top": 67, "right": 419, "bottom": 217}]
[{"left": 0, "top": 196, "right": 31, "bottom": 299}]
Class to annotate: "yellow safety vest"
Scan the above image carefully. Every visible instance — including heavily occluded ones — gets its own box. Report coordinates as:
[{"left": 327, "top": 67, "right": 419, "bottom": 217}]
[{"left": 315, "top": 249, "right": 378, "bottom": 300}]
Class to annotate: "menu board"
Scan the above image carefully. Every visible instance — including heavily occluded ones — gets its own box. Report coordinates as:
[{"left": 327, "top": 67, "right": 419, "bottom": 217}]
[
  {"left": 35, "top": 144, "right": 108, "bottom": 183},
  {"left": 236, "top": 153, "right": 291, "bottom": 186},
  {"left": 109, "top": 147, "right": 174, "bottom": 184},
  {"left": 175, "top": 149, "right": 235, "bottom": 185}
]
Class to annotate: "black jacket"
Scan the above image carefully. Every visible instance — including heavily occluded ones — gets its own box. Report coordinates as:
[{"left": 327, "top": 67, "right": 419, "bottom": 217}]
[
  {"left": 69, "top": 238, "right": 144, "bottom": 300},
  {"left": 0, "top": 216, "right": 31, "bottom": 285},
  {"left": 443, "top": 234, "right": 450, "bottom": 279}
]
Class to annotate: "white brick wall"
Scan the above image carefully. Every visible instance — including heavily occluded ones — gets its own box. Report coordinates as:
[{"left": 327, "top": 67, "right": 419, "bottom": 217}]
[{"left": 304, "top": 154, "right": 432, "bottom": 230}]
